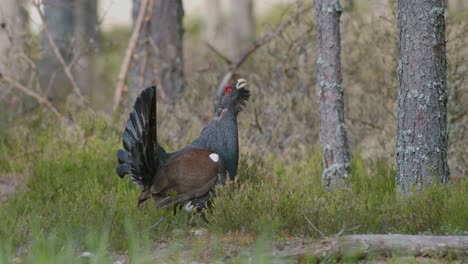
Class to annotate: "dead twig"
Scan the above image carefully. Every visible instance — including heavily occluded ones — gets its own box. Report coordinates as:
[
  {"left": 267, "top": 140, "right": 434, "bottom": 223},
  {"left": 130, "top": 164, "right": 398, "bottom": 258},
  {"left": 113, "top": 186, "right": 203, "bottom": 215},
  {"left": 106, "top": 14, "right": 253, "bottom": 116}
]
[
  {"left": 304, "top": 215, "right": 326, "bottom": 239},
  {"left": 0, "top": 73, "right": 64, "bottom": 120},
  {"left": 253, "top": 107, "right": 264, "bottom": 134},
  {"left": 112, "top": 0, "right": 150, "bottom": 111},
  {"left": 33, "top": 1, "right": 83, "bottom": 99},
  {"left": 205, "top": 42, "right": 232, "bottom": 65},
  {"left": 141, "top": 217, "right": 165, "bottom": 232},
  {"left": 215, "top": 5, "right": 313, "bottom": 107}
]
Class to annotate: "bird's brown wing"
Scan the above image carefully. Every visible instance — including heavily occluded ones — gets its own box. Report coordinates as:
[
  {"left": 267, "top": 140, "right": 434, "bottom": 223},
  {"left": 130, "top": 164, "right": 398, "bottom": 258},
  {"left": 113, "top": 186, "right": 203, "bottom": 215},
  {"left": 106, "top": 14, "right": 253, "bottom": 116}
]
[
  {"left": 149, "top": 148, "right": 222, "bottom": 208},
  {"left": 154, "top": 176, "right": 218, "bottom": 208}
]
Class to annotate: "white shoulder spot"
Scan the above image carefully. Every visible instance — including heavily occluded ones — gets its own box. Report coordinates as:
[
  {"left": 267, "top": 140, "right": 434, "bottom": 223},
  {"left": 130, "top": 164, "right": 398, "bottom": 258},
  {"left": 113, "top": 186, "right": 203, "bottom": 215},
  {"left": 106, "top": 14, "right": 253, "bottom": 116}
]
[
  {"left": 183, "top": 201, "right": 195, "bottom": 212},
  {"left": 209, "top": 153, "right": 219, "bottom": 163}
]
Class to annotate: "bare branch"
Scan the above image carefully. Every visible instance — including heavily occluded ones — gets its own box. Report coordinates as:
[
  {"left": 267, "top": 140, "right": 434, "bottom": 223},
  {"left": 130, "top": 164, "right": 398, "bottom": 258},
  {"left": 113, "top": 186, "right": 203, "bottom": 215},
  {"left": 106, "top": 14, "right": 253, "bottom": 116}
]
[
  {"left": 215, "top": 5, "right": 313, "bottom": 107},
  {"left": 33, "top": 1, "right": 83, "bottom": 99},
  {"left": 0, "top": 73, "right": 64, "bottom": 120},
  {"left": 112, "top": 0, "right": 150, "bottom": 111},
  {"left": 253, "top": 107, "right": 264, "bottom": 134},
  {"left": 205, "top": 42, "right": 232, "bottom": 65},
  {"left": 305, "top": 215, "right": 326, "bottom": 239}
]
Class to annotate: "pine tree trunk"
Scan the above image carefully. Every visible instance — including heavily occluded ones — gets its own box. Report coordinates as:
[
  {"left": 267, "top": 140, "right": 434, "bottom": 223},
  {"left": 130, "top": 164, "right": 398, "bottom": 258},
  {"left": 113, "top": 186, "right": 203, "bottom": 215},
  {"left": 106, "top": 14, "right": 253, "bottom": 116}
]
[
  {"left": 228, "top": 0, "right": 255, "bottom": 59},
  {"left": 396, "top": 0, "right": 449, "bottom": 194},
  {"left": 313, "top": 0, "right": 351, "bottom": 189},
  {"left": 39, "top": 0, "right": 75, "bottom": 100},
  {"left": 129, "top": 0, "right": 184, "bottom": 106}
]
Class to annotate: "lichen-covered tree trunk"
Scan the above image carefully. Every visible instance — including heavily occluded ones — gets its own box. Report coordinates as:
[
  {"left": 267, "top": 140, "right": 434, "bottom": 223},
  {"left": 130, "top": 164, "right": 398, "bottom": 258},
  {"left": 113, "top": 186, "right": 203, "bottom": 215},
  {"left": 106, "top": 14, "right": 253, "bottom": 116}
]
[
  {"left": 313, "top": 0, "right": 351, "bottom": 189},
  {"left": 39, "top": 0, "right": 75, "bottom": 100},
  {"left": 396, "top": 0, "right": 449, "bottom": 193},
  {"left": 228, "top": 0, "right": 255, "bottom": 58},
  {"left": 129, "top": 0, "right": 184, "bottom": 106}
]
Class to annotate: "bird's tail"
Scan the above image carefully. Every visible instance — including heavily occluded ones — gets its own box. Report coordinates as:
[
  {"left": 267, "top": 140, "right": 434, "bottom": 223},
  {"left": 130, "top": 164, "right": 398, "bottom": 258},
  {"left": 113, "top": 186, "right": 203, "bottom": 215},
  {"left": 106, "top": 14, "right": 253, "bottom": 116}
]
[{"left": 116, "top": 86, "right": 165, "bottom": 188}]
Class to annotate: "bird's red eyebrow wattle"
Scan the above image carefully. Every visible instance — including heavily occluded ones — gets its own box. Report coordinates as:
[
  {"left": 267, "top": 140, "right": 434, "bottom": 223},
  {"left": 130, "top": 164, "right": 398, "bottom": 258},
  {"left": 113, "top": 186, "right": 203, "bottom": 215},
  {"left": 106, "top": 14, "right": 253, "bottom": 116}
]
[{"left": 224, "top": 86, "right": 233, "bottom": 95}]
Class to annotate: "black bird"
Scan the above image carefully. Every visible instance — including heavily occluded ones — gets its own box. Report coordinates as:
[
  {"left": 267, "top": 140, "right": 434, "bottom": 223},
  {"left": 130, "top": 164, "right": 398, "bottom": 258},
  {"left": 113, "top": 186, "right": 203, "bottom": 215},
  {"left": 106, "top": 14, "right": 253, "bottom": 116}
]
[{"left": 116, "top": 79, "right": 250, "bottom": 210}]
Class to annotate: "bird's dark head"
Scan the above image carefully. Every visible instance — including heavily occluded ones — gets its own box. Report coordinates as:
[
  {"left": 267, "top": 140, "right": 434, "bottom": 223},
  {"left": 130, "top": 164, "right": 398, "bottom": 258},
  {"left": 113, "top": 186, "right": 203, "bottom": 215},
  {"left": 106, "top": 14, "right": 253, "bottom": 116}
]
[{"left": 218, "top": 79, "right": 250, "bottom": 113}]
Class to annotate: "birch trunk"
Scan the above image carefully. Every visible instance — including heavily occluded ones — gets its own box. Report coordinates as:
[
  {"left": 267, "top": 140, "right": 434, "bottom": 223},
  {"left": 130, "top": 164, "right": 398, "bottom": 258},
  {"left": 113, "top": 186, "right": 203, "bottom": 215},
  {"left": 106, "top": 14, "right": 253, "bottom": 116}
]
[
  {"left": 313, "top": 0, "right": 351, "bottom": 189},
  {"left": 396, "top": 0, "right": 449, "bottom": 193}
]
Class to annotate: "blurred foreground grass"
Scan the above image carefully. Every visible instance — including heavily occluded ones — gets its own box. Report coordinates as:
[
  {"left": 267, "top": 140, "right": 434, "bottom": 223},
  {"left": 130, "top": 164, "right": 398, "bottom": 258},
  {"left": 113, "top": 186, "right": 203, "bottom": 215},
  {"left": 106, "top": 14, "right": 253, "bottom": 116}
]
[{"left": 0, "top": 112, "right": 466, "bottom": 263}]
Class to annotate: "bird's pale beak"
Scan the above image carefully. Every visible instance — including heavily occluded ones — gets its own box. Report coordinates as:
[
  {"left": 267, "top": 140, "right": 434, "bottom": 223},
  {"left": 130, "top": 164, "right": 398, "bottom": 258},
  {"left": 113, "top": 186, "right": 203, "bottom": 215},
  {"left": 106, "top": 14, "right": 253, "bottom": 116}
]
[{"left": 236, "top": 79, "right": 247, "bottom": 89}]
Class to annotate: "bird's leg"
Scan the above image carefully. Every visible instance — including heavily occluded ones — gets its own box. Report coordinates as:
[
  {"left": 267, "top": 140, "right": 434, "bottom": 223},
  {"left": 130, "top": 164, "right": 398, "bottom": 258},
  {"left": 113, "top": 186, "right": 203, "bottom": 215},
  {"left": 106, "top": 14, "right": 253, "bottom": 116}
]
[{"left": 137, "top": 190, "right": 152, "bottom": 207}]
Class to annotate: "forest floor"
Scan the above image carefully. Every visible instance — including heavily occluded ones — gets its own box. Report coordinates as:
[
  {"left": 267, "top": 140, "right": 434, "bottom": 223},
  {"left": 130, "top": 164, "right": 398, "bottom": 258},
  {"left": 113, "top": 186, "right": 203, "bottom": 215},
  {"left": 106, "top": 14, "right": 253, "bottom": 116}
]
[
  {"left": 0, "top": 173, "right": 27, "bottom": 202},
  {"left": 0, "top": 115, "right": 466, "bottom": 263},
  {"left": 1, "top": 172, "right": 466, "bottom": 263}
]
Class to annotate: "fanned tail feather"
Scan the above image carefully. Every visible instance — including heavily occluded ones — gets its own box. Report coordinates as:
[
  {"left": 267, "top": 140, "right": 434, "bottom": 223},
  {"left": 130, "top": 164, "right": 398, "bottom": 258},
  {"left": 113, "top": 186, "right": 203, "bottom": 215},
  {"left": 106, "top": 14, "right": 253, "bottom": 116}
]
[{"left": 116, "top": 86, "right": 164, "bottom": 188}]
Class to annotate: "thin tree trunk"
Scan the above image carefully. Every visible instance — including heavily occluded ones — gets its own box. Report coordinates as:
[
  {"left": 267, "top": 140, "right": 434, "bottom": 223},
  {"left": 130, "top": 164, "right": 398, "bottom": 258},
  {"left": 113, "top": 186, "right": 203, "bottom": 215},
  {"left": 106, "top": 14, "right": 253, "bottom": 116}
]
[
  {"left": 313, "top": 0, "right": 351, "bottom": 189},
  {"left": 0, "top": 0, "right": 26, "bottom": 75},
  {"left": 39, "top": 0, "right": 75, "bottom": 100},
  {"left": 204, "top": 0, "right": 223, "bottom": 50},
  {"left": 129, "top": 0, "right": 184, "bottom": 106},
  {"left": 396, "top": 0, "right": 449, "bottom": 194},
  {"left": 74, "top": 0, "right": 99, "bottom": 98},
  {"left": 228, "top": 0, "right": 255, "bottom": 59}
]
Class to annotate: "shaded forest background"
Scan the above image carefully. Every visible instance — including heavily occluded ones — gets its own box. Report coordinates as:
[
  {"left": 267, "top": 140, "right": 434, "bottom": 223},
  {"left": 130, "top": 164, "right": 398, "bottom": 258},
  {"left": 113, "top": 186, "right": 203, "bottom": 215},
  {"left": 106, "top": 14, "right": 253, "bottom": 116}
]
[{"left": 1, "top": 0, "right": 465, "bottom": 176}]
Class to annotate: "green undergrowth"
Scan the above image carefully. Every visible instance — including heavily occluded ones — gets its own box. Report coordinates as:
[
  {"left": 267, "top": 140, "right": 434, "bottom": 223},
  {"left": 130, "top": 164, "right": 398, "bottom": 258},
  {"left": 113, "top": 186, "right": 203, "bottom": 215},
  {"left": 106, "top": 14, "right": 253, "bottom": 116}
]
[
  {"left": 0, "top": 114, "right": 466, "bottom": 262},
  {"left": 0, "top": 113, "right": 194, "bottom": 261},
  {"left": 208, "top": 154, "right": 467, "bottom": 237}
]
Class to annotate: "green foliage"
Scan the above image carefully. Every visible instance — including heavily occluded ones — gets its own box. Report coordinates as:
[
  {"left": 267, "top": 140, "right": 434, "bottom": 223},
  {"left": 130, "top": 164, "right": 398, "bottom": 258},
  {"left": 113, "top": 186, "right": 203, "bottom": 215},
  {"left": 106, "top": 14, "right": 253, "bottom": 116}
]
[
  {"left": 0, "top": 113, "right": 466, "bottom": 262},
  {"left": 207, "top": 152, "right": 467, "bottom": 237},
  {"left": 0, "top": 113, "right": 194, "bottom": 261}
]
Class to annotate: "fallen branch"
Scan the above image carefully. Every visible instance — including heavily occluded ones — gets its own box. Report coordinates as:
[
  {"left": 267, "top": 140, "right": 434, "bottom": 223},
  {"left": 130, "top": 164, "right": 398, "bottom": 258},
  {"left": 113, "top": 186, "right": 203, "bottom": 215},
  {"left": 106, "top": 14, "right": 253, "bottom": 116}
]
[
  {"left": 275, "top": 234, "right": 468, "bottom": 260},
  {"left": 112, "top": 0, "right": 149, "bottom": 111},
  {"left": 215, "top": 5, "right": 313, "bottom": 107},
  {"left": 0, "top": 73, "right": 64, "bottom": 120},
  {"left": 34, "top": 1, "right": 83, "bottom": 99}
]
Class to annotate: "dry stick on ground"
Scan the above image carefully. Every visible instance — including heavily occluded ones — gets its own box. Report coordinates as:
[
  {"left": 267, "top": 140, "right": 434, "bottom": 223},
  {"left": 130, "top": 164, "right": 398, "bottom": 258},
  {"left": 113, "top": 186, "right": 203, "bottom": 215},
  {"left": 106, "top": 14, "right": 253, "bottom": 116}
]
[
  {"left": 0, "top": 73, "right": 64, "bottom": 120},
  {"left": 274, "top": 235, "right": 468, "bottom": 260},
  {"left": 112, "top": 0, "right": 149, "bottom": 111},
  {"left": 215, "top": 5, "right": 313, "bottom": 106},
  {"left": 33, "top": 2, "right": 83, "bottom": 99}
]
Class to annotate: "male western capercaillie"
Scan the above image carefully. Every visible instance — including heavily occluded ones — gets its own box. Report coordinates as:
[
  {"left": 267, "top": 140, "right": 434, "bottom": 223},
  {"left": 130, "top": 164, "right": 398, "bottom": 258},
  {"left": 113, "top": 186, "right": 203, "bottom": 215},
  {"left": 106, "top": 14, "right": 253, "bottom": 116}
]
[{"left": 116, "top": 79, "right": 250, "bottom": 210}]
